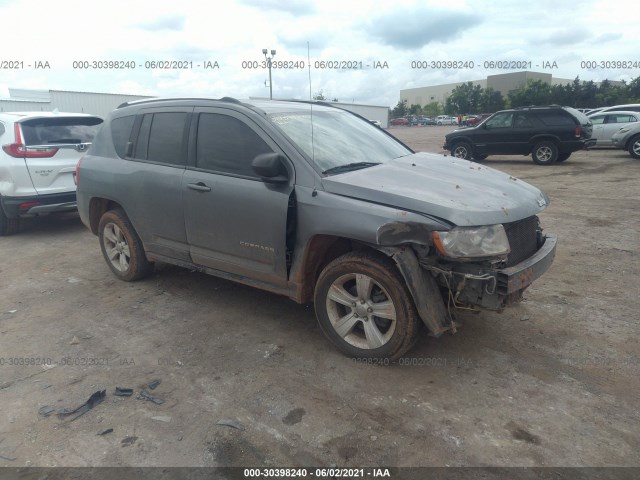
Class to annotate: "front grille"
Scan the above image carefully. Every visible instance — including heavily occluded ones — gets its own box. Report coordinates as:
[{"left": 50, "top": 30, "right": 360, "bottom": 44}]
[{"left": 503, "top": 216, "right": 539, "bottom": 267}]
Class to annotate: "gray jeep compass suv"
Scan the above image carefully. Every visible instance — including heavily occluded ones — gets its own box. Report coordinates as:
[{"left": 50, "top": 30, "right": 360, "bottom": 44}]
[{"left": 77, "top": 97, "right": 557, "bottom": 360}]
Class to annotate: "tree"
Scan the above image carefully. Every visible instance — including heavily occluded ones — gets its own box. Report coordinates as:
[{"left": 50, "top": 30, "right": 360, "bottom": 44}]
[
  {"left": 409, "top": 104, "right": 422, "bottom": 115},
  {"left": 445, "top": 82, "right": 483, "bottom": 114},
  {"left": 508, "top": 80, "right": 552, "bottom": 107},
  {"left": 628, "top": 77, "right": 640, "bottom": 102},
  {"left": 392, "top": 100, "right": 407, "bottom": 118},
  {"left": 478, "top": 87, "right": 504, "bottom": 112},
  {"left": 313, "top": 90, "right": 326, "bottom": 100},
  {"left": 422, "top": 102, "right": 443, "bottom": 116}
]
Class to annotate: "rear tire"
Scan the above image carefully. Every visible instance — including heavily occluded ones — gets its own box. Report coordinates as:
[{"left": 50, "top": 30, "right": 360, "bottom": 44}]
[
  {"left": 532, "top": 141, "right": 558, "bottom": 165},
  {"left": 98, "top": 209, "right": 152, "bottom": 281},
  {"left": 314, "top": 251, "right": 421, "bottom": 360},
  {"left": 452, "top": 141, "right": 473, "bottom": 160},
  {"left": 629, "top": 135, "right": 640, "bottom": 159},
  {"left": 0, "top": 208, "right": 19, "bottom": 236}
]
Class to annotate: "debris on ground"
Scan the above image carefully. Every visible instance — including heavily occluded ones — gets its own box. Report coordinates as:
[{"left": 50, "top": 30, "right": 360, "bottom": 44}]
[
  {"left": 114, "top": 387, "right": 133, "bottom": 397},
  {"left": 38, "top": 406, "right": 56, "bottom": 417},
  {"left": 138, "top": 390, "right": 164, "bottom": 405},
  {"left": 57, "top": 390, "right": 106, "bottom": 421},
  {"left": 97, "top": 428, "right": 113, "bottom": 436},
  {"left": 147, "top": 379, "right": 161, "bottom": 390},
  {"left": 216, "top": 419, "right": 245, "bottom": 430},
  {"left": 151, "top": 416, "right": 172, "bottom": 423},
  {"left": 121, "top": 436, "right": 137, "bottom": 447}
]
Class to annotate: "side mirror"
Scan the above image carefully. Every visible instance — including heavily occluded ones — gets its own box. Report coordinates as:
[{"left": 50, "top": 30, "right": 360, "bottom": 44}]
[
  {"left": 252, "top": 153, "right": 289, "bottom": 183},
  {"left": 482, "top": 123, "right": 488, "bottom": 129}
]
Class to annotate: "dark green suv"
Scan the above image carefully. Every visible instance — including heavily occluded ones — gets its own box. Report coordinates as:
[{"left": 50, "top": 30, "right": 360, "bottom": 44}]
[{"left": 443, "top": 106, "right": 595, "bottom": 165}]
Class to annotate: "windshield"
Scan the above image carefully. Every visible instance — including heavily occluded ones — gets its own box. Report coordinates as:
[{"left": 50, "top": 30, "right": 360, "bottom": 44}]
[{"left": 268, "top": 109, "right": 412, "bottom": 173}]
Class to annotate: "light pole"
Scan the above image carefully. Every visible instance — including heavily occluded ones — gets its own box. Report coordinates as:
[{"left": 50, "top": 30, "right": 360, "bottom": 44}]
[{"left": 262, "top": 48, "right": 276, "bottom": 99}]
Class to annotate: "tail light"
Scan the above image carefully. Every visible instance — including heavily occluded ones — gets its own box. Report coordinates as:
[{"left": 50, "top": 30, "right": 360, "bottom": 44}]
[
  {"left": 2, "top": 124, "right": 59, "bottom": 158},
  {"left": 19, "top": 201, "right": 42, "bottom": 211},
  {"left": 575, "top": 126, "right": 582, "bottom": 138},
  {"left": 75, "top": 157, "right": 82, "bottom": 187}
]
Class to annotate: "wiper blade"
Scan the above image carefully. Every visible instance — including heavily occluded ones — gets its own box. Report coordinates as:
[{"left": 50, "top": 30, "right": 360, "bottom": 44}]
[{"left": 322, "top": 162, "right": 381, "bottom": 175}]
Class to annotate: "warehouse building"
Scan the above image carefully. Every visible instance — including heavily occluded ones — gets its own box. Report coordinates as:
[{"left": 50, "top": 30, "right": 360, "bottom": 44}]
[
  {"left": 3, "top": 89, "right": 391, "bottom": 128},
  {"left": 400, "top": 71, "right": 575, "bottom": 107},
  {"left": 250, "top": 97, "right": 390, "bottom": 128},
  {"left": 0, "top": 88, "right": 153, "bottom": 117}
]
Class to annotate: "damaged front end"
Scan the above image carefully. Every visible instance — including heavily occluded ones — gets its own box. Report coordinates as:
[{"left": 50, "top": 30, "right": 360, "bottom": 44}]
[
  {"left": 424, "top": 216, "right": 557, "bottom": 311},
  {"left": 379, "top": 215, "right": 557, "bottom": 336}
]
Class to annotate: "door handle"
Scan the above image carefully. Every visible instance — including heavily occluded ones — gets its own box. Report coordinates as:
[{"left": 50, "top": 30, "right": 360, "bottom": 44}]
[{"left": 187, "top": 182, "right": 211, "bottom": 192}]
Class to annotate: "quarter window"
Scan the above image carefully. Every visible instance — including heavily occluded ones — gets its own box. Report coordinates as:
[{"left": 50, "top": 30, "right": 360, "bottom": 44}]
[
  {"left": 537, "top": 112, "right": 574, "bottom": 126},
  {"left": 111, "top": 115, "right": 135, "bottom": 158},
  {"left": 196, "top": 113, "right": 273, "bottom": 177}
]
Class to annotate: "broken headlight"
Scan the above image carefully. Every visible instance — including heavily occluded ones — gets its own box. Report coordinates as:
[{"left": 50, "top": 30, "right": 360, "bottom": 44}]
[{"left": 432, "top": 225, "right": 510, "bottom": 259}]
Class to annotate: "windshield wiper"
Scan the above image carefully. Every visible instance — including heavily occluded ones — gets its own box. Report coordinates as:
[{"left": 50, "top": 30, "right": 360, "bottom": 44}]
[{"left": 322, "top": 162, "right": 381, "bottom": 175}]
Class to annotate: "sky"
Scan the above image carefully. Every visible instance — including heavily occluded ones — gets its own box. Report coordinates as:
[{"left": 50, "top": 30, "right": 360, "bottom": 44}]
[{"left": 0, "top": 0, "right": 637, "bottom": 108}]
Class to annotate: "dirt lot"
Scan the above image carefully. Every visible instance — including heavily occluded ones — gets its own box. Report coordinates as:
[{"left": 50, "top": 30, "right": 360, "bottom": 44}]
[{"left": 1, "top": 125, "right": 639, "bottom": 469}]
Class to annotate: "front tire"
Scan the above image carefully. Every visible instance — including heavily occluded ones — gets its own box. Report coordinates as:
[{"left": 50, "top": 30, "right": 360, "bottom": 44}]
[
  {"left": 98, "top": 209, "right": 152, "bottom": 281},
  {"left": 532, "top": 141, "right": 558, "bottom": 165},
  {"left": 452, "top": 141, "right": 473, "bottom": 160},
  {"left": 628, "top": 135, "right": 640, "bottom": 159},
  {"left": 314, "top": 251, "right": 421, "bottom": 360}
]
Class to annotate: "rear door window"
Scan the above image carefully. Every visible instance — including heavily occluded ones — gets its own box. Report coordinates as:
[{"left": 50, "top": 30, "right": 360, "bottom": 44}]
[
  {"left": 485, "top": 112, "right": 514, "bottom": 128},
  {"left": 513, "top": 113, "right": 533, "bottom": 128},
  {"left": 133, "top": 112, "right": 188, "bottom": 166},
  {"left": 608, "top": 114, "right": 637, "bottom": 124}
]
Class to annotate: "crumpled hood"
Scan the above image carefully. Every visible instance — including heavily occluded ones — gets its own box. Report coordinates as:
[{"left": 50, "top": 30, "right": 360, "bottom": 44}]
[{"left": 321, "top": 152, "right": 549, "bottom": 226}]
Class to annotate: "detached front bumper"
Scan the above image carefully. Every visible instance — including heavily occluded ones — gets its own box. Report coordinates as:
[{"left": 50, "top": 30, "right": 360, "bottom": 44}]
[{"left": 434, "top": 234, "right": 558, "bottom": 310}]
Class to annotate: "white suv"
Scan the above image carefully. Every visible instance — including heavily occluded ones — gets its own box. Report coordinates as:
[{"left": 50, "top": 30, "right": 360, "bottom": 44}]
[
  {"left": 0, "top": 112, "right": 102, "bottom": 235},
  {"left": 436, "top": 115, "right": 457, "bottom": 125}
]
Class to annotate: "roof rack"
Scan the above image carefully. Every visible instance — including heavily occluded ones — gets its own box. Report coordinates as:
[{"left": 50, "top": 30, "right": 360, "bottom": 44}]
[
  {"left": 116, "top": 96, "right": 242, "bottom": 109},
  {"left": 513, "top": 104, "right": 563, "bottom": 110}
]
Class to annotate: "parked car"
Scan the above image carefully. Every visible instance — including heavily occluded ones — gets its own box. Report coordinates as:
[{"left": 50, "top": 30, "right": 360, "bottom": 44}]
[
  {"left": 389, "top": 117, "right": 409, "bottom": 126},
  {"left": 0, "top": 111, "right": 103, "bottom": 235},
  {"left": 588, "top": 104, "right": 640, "bottom": 116},
  {"left": 588, "top": 111, "right": 640, "bottom": 147},
  {"left": 443, "top": 106, "right": 594, "bottom": 165},
  {"left": 466, "top": 113, "right": 492, "bottom": 126},
  {"left": 611, "top": 122, "right": 640, "bottom": 159},
  {"left": 421, "top": 116, "right": 436, "bottom": 125},
  {"left": 77, "top": 97, "right": 557, "bottom": 360},
  {"left": 436, "top": 115, "right": 457, "bottom": 125}
]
